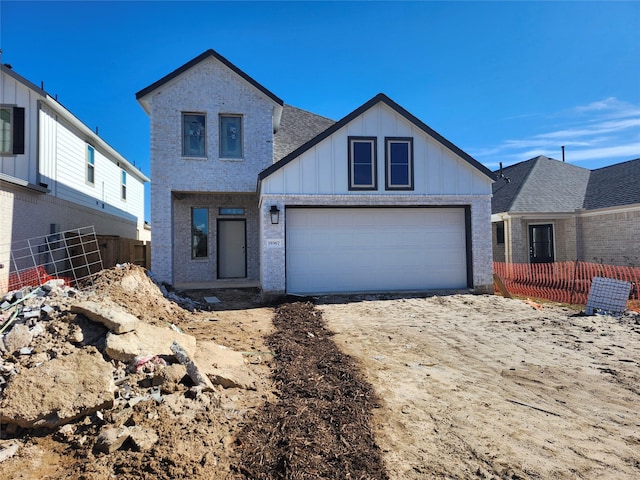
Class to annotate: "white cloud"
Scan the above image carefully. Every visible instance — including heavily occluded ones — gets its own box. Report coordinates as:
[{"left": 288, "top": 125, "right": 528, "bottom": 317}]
[
  {"left": 473, "top": 97, "right": 640, "bottom": 169},
  {"left": 574, "top": 97, "right": 622, "bottom": 112}
]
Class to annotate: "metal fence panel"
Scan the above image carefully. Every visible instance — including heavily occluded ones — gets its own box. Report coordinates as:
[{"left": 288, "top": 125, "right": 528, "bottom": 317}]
[{"left": 0, "top": 226, "right": 103, "bottom": 293}]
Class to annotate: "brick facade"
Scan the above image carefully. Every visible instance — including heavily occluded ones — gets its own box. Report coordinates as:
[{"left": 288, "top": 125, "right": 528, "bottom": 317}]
[
  {"left": 171, "top": 193, "right": 259, "bottom": 284},
  {"left": 493, "top": 208, "right": 640, "bottom": 267},
  {"left": 148, "top": 57, "right": 277, "bottom": 284},
  {"left": 580, "top": 209, "right": 640, "bottom": 266}
]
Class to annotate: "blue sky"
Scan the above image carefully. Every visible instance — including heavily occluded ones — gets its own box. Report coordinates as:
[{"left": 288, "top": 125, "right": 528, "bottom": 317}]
[{"left": 1, "top": 1, "right": 639, "bottom": 221}]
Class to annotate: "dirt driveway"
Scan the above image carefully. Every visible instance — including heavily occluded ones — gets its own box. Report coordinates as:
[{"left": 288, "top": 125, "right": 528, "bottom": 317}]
[
  {"left": 2, "top": 265, "right": 639, "bottom": 479},
  {"left": 319, "top": 294, "right": 640, "bottom": 479}
]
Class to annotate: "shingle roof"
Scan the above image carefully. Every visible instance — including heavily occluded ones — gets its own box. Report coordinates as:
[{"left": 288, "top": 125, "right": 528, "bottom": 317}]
[
  {"left": 491, "top": 157, "right": 538, "bottom": 214},
  {"left": 261, "top": 93, "right": 496, "bottom": 181},
  {"left": 273, "top": 105, "right": 335, "bottom": 162},
  {"left": 584, "top": 157, "right": 640, "bottom": 209},
  {"left": 492, "top": 155, "right": 640, "bottom": 215},
  {"left": 512, "top": 156, "right": 591, "bottom": 212}
]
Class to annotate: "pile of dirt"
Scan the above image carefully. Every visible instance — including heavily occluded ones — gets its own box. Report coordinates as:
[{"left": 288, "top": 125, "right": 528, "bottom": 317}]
[
  {"left": 0, "top": 264, "right": 274, "bottom": 479},
  {"left": 231, "top": 302, "right": 388, "bottom": 479}
]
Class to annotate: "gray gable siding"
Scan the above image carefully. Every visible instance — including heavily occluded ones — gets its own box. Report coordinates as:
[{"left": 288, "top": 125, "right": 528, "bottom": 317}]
[{"left": 260, "top": 93, "right": 496, "bottom": 182}]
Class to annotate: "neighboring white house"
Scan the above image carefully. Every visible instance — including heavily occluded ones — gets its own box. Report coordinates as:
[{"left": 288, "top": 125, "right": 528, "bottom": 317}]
[
  {"left": 136, "top": 49, "right": 495, "bottom": 297},
  {"left": 0, "top": 63, "right": 149, "bottom": 256}
]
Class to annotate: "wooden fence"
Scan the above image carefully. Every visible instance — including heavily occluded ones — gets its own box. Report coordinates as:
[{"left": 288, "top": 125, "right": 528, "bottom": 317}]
[
  {"left": 493, "top": 261, "right": 640, "bottom": 312},
  {"left": 96, "top": 236, "right": 150, "bottom": 270}
]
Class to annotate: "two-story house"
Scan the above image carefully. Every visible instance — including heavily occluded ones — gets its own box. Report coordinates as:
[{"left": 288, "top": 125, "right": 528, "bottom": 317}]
[
  {"left": 1, "top": 64, "right": 149, "bottom": 284},
  {"left": 137, "top": 49, "right": 495, "bottom": 297}
]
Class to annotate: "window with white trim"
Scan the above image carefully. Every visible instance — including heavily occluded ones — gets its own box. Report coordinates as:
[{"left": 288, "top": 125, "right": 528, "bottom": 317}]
[
  {"left": 385, "top": 137, "right": 413, "bottom": 190},
  {"left": 1, "top": 106, "right": 25, "bottom": 155},
  {"left": 86, "top": 145, "right": 95, "bottom": 184},
  {"left": 183, "top": 113, "right": 206, "bottom": 157},
  {"left": 348, "top": 136, "right": 377, "bottom": 190},
  {"left": 121, "top": 170, "right": 127, "bottom": 200},
  {"left": 219, "top": 115, "right": 243, "bottom": 158}
]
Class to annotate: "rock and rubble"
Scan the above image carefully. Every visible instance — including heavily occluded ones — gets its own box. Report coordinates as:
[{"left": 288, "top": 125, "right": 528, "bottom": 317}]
[{"left": 0, "top": 264, "right": 261, "bottom": 475}]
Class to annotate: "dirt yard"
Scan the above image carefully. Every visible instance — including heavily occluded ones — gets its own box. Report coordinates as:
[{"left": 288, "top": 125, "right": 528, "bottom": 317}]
[{"left": 1, "top": 266, "right": 639, "bottom": 479}]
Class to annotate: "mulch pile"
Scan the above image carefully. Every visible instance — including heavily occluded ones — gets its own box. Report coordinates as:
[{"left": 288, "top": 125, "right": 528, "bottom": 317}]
[{"left": 232, "top": 301, "right": 388, "bottom": 479}]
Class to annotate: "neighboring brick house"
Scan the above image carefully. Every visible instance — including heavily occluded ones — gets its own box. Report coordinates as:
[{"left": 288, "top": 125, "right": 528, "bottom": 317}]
[
  {"left": 137, "top": 49, "right": 495, "bottom": 297},
  {"left": 492, "top": 155, "right": 640, "bottom": 266},
  {"left": 1, "top": 64, "right": 149, "bottom": 272}
]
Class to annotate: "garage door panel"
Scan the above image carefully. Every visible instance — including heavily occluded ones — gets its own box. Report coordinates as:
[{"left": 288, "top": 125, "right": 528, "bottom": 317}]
[{"left": 286, "top": 208, "right": 467, "bottom": 294}]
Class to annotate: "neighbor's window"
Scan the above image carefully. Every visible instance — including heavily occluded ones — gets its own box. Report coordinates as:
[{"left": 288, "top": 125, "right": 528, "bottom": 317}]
[
  {"left": 1, "top": 106, "right": 25, "bottom": 155},
  {"left": 219, "top": 115, "right": 243, "bottom": 158},
  {"left": 496, "top": 222, "right": 505, "bottom": 244},
  {"left": 348, "top": 136, "right": 377, "bottom": 190},
  {"left": 86, "top": 145, "right": 95, "bottom": 184},
  {"left": 121, "top": 170, "right": 127, "bottom": 200},
  {"left": 191, "top": 208, "right": 209, "bottom": 258},
  {"left": 385, "top": 137, "right": 413, "bottom": 190},
  {"left": 183, "top": 113, "right": 206, "bottom": 157}
]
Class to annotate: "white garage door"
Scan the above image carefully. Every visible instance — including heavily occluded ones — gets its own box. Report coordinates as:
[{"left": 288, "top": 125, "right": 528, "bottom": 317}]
[{"left": 286, "top": 207, "right": 468, "bottom": 294}]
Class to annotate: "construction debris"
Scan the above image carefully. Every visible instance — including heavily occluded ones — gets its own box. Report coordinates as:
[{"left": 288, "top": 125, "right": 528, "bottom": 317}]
[
  {"left": 71, "top": 301, "right": 139, "bottom": 333},
  {"left": 0, "top": 348, "right": 115, "bottom": 428},
  {"left": 0, "top": 264, "right": 257, "bottom": 449},
  {"left": 171, "top": 341, "right": 216, "bottom": 392}
]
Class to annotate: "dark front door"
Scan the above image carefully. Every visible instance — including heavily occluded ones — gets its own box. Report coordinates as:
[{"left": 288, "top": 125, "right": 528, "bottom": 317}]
[{"left": 529, "top": 224, "right": 554, "bottom": 263}]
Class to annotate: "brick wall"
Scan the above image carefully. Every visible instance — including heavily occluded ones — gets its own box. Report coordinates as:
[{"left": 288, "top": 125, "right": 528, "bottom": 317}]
[
  {"left": 171, "top": 193, "right": 259, "bottom": 284},
  {"left": 148, "top": 57, "right": 277, "bottom": 284},
  {"left": 492, "top": 222, "right": 506, "bottom": 262},
  {"left": 581, "top": 208, "right": 640, "bottom": 266}
]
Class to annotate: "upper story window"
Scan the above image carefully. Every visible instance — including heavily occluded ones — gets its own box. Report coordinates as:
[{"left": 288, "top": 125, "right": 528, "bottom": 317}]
[
  {"left": 86, "top": 145, "right": 95, "bottom": 184},
  {"left": 348, "top": 136, "right": 377, "bottom": 190},
  {"left": 182, "top": 113, "right": 206, "bottom": 157},
  {"left": 121, "top": 170, "right": 127, "bottom": 200},
  {"left": 1, "top": 106, "right": 25, "bottom": 155},
  {"left": 219, "top": 115, "right": 243, "bottom": 158},
  {"left": 385, "top": 137, "right": 413, "bottom": 190}
]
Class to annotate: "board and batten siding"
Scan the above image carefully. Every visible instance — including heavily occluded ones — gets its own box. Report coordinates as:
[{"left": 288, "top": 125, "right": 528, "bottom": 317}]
[
  {"left": 38, "top": 104, "right": 144, "bottom": 224},
  {"left": 262, "top": 103, "right": 491, "bottom": 196},
  {"left": 0, "top": 69, "right": 40, "bottom": 183}
]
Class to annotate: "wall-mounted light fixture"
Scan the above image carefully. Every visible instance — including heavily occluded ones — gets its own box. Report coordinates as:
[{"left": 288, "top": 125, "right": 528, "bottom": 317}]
[{"left": 270, "top": 205, "right": 280, "bottom": 225}]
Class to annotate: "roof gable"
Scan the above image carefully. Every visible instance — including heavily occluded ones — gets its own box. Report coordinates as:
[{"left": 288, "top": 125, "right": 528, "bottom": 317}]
[
  {"left": 1, "top": 64, "right": 47, "bottom": 97},
  {"left": 260, "top": 93, "right": 495, "bottom": 182},
  {"left": 135, "top": 49, "right": 283, "bottom": 113}
]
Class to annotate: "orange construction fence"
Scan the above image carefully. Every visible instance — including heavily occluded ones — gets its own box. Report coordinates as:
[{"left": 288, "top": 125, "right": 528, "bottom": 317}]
[
  {"left": 7, "top": 266, "right": 72, "bottom": 292},
  {"left": 493, "top": 261, "right": 640, "bottom": 312}
]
